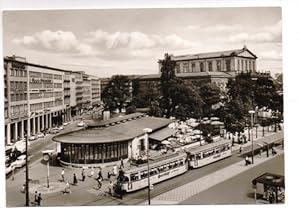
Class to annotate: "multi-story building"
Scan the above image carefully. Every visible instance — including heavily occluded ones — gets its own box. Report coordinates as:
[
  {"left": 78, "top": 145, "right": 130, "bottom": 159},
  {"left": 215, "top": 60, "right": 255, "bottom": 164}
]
[
  {"left": 90, "top": 75, "right": 101, "bottom": 106},
  {"left": 82, "top": 73, "right": 91, "bottom": 109},
  {"left": 4, "top": 56, "right": 101, "bottom": 146}
]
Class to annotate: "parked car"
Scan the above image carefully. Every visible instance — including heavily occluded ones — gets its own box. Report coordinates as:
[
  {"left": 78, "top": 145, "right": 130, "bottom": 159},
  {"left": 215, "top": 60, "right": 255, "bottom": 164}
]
[
  {"left": 77, "top": 121, "right": 85, "bottom": 127},
  {"left": 11, "top": 155, "right": 27, "bottom": 168},
  {"left": 58, "top": 125, "right": 64, "bottom": 130},
  {"left": 5, "top": 164, "right": 14, "bottom": 175},
  {"left": 50, "top": 127, "right": 59, "bottom": 134},
  {"left": 63, "top": 122, "right": 69, "bottom": 126},
  {"left": 29, "top": 135, "right": 37, "bottom": 141},
  {"left": 37, "top": 132, "right": 45, "bottom": 138}
]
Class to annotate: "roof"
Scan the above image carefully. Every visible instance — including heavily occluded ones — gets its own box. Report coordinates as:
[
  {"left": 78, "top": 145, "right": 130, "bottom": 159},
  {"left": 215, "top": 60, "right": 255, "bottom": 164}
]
[
  {"left": 169, "top": 47, "right": 257, "bottom": 61},
  {"left": 185, "top": 139, "right": 231, "bottom": 154},
  {"left": 53, "top": 114, "right": 174, "bottom": 144},
  {"left": 252, "top": 172, "right": 284, "bottom": 188},
  {"left": 137, "top": 72, "right": 234, "bottom": 81},
  {"left": 149, "top": 127, "right": 177, "bottom": 141},
  {"left": 88, "top": 113, "right": 145, "bottom": 127}
]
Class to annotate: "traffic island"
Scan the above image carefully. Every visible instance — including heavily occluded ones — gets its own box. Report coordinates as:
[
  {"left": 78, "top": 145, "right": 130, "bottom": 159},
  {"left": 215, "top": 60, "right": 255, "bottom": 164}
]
[{"left": 30, "top": 182, "right": 66, "bottom": 194}]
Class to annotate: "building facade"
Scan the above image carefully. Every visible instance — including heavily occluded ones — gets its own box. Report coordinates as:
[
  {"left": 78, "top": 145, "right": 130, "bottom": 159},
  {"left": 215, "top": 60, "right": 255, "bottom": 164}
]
[{"left": 4, "top": 56, "right": 101, "bottom": 146}]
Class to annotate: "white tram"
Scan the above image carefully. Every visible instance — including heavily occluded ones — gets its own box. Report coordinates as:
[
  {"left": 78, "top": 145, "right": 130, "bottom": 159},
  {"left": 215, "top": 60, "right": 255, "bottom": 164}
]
[
  {"left": 119, "top": 152, "right": 188, "bottom": 193},
  {"left": 186, "top": 141, "right": 232, "bottom": 168}
]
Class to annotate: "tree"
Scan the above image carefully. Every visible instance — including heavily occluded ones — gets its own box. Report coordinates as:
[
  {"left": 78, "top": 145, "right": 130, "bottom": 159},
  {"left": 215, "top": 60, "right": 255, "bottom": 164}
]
[
  {"left": 131, "top": 80, "right": 160, "bottom": 108},
  {"left": 101, "top": 75, "right": 131, "bottom": 112},
  {"left": 254, "top": 76, "right": 277, "bottom": 109},
  {"left": 159, "top": 53, "right": 203, "bottom": 120},
  {"left": 198, "top": 83, "right": 221, "bottom": 117}
]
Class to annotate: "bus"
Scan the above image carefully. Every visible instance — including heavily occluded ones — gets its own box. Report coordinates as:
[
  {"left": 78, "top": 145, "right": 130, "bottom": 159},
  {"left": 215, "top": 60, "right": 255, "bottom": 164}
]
[
  {"left": 117, "top": 152, "right": 188, "bottom": 193},
  {"left": 186, "top": 141, "right": 232, "bottom": 169}
]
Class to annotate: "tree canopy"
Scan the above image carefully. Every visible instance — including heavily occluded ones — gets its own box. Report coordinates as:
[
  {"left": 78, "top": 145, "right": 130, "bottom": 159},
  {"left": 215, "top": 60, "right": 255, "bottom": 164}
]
[{"left": 101, "top": 75, "right": 131, "bottom": 112}]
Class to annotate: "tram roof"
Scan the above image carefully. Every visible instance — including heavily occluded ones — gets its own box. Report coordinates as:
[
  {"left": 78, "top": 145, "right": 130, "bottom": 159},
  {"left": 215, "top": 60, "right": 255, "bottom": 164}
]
[
  {"left": 185, "top": 140, "right": 231, "bottom": 154},
  {"left": 124, "top": 152, "right": 187, "bottom": 174},
  {"left": 53, "top": 114, "right": 174, "bottom": 144}
]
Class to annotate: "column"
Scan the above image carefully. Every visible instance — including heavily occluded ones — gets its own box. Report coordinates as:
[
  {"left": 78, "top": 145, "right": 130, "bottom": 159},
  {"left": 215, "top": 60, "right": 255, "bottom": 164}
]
[
  {"left": 21, "top": 120, "right": 24, "bottom": 139},
  {"left": 49, "top": 113, "right": 52, "bottom": 128},
  {"left": 45, "top": 114, "right": 48, "bottom": 129},
  {"left": 41, "top": 115, "right": 45, "bottom": 131},
  {"left": 27, "top": 118, "right": 31, "bottom": 137},
  {"left": 6, "top": 124, "right": 11, "bottom": 145},
  {"left": 32, "top": 117, "right": 36, "bottom": 135},
  {"left": 37, "top": 115, "right": 40, "bottom": 133},
  {"left": 14, "top": 122, "right": 18, "bottom": 141}
]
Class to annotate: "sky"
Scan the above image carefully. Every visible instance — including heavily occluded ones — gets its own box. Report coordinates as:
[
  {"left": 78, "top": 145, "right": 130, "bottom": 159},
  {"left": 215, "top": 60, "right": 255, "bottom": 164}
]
[{"left": 3, "top": 7, "right": 282, "bottom": 78}]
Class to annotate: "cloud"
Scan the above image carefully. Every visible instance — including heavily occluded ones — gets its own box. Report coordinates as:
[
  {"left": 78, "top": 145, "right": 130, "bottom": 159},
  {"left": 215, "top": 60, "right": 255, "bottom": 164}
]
[
  {"left": 87, "top": 30, "right": 193, "bottom": 50},
  {"left": 185, "top": 24, "right": 242, "bottom": 32},
  {"left": 12, "top": 30, "right": 98, "bottom": 56},
  {"left": 228, "top": 20, "right": 282, "bottom": 43},
  {"left": 259, "top": 50, "right": 282, "bottom": 61}
]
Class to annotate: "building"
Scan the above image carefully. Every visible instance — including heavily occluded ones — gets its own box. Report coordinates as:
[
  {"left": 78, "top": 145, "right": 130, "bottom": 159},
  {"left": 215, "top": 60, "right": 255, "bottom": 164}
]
[
  {"left": 90, "top": 75, "right": 101, "bottom": 106},
  {"left": 4, "top": 56, "right": 101, "bottom": 146},
  {"left": 53, "top": 113, "right": 174, "bottom": 166}
]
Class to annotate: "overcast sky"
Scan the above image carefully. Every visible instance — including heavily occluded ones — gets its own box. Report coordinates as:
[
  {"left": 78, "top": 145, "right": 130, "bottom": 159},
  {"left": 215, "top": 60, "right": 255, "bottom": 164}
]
[{"left": 3, "top": 7, "right": 281, "bottom": 78}]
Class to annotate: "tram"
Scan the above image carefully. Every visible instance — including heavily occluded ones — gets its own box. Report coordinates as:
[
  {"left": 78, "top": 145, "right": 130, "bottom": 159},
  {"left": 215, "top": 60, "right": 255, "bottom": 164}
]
[
  {"left": 118, "top": 152, "right": 188, "bottom": 193},
  {"left": 186, "top": 140, "right": 232, "bottom": 168}
]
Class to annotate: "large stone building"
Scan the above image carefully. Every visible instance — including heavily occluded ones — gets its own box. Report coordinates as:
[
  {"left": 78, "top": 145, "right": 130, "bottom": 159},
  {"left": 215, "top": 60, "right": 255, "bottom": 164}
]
[
  {"left": 137, "top": 46, "right": 271, "bottom": 93},
  {"left": 4, "top": 56, "right": 101, "bottom": 146}
]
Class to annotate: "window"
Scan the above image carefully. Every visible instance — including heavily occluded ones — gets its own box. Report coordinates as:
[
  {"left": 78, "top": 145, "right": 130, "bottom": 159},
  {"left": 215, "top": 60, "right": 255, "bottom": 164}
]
[
  {"left": 176, "top": 64, "right": 180, "bottom": 73},
  {"left": 208, "top": 62, "right": 213, "bottom": 72},
  {"left": 241, "top": 60, "right": 244, "bottom": 71},
  {"left": 200, "top": 62, "right": 204, "bottom": 72},
  {"left": 216, "top": 60, "right": 221, "bottom": 71},
  {"left": 226, "top": 60, "right": 231, "bottom": 71},
  {"left": 191, "top": 63, "right": 196, "bottom": 72},
  {"left": 183, "top": 63, "right": 189, "bottom": 73}
]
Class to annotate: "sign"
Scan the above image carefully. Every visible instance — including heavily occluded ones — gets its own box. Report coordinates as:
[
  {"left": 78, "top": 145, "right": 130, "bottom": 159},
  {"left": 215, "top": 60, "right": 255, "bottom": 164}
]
[{"left": 56, "top": 143, "right": 61, "bottom": 153}]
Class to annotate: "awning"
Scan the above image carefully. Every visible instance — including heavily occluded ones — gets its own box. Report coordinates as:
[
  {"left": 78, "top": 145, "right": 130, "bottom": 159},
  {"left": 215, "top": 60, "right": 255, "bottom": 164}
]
[
  {"left": 252, "top": 172, "right": 284, "bottom": 188},
  {"left": 149, "top": 127, "right": 177, "bottom": 142}
]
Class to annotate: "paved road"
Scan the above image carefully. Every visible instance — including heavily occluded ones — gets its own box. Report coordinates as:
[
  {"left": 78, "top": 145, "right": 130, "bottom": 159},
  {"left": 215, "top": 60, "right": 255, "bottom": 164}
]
[{"left": 181, "top": 153, "right": 284, "bottom": 204}]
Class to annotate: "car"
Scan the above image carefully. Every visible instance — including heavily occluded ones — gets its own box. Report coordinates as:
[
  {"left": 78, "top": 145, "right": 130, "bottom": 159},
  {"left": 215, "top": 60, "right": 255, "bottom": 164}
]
[
  {"left": 29, "top": 135, "right": 37, "bottom": 141},
  {"left": 5, "top": 164, "right": 14, "bottom": 175},
  {"left": 77, "top": 121, "right": 85, "bottom": 127},
  {"left": 11, "top": 155, "right": 27, "bottom": 168},
  {"left": 50, "top": 127, "right": 59, "bottom": 134},
  {"left": 58, "top": 125, "right": 64, "bottom": 130},
  {"left": 37, "top": 132, "right": 45, "bottom": 138},
  {"left": 63, "top": 122, "right": 69, "bottom": 126}
]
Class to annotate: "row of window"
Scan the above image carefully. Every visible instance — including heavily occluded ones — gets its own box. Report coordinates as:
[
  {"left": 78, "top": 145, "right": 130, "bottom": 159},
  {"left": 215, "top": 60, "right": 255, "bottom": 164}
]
[
  {"left": 128, "top": 158, "right": 186, "bottom": 182},
  {"left": 179, "top": 59, "right": 231, "bottom": 73},
  {"left": 30, "top": 100, "right": 64, "bottom": 111},
  {"left": 60, "top": 142, "right": 128, "bottom": 164},
  {"left": 10, "top": 69, "right": 27, "bottom": 77},
  {"left": 10, "top": 104, "right": 28, "bottom": 116},
  {"left": 54, "top": 74, "right": 62, "bottom": 80},
  {"left": 190, "top": 144, "right": 231, "bottom": 160},
  {"left": 10, "top": 81, "right": 27, "bottom": 92},
  {"left": 11, "top": 93, "right": 27, "bottom": 102}
]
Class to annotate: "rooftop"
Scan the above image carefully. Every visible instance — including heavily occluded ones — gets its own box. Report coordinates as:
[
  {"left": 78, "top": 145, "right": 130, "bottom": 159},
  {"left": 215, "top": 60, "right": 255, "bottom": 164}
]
[{"left": 53, "top": 114, "right": 174, "bottom": 144}]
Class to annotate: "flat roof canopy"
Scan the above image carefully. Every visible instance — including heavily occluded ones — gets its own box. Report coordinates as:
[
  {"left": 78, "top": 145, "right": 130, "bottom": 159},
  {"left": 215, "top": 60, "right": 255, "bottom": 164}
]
[
  {"left": 53, "top": 115, "right": 174, "bottom": 144},
  {"left": 252, "top": 172, "right": 285, "bottom": 188}
]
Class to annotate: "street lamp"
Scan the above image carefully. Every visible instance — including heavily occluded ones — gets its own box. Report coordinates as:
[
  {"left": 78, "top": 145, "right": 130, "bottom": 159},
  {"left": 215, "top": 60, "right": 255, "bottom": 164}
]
[
  {"left": 143, "top": 128, "right": 153, "bottom": 205},
  {"left": 249, "top": 110, "right": 255, "bottom": 164}
]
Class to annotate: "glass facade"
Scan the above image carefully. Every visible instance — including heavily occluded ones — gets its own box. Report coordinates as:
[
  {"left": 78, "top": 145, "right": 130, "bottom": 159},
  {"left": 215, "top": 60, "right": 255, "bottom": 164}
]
[{"left": 60, "top": 141, "right": 129, "bottom": 164}]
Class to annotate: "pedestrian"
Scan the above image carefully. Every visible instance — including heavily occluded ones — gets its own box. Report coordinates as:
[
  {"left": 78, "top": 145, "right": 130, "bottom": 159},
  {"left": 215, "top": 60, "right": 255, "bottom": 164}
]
[
  {"left": 81, "top": 169, "right": 86, "bottom": 181},
  {"left": 97, "top": 178, "right": 102, "bottom": 190},
  {"left": 64, "top": 181, "right": 71, "bottom": 194},
  {"left": 245, "top": 155, "right": 251, "bottom": 166},
  {"left": 108, "top": 181, "right": 113, "bottom": 195},
  {"left": 61, "top": 168, "right": 65, "bottom": 182},
  {"left": 120, "top": 158, "right": 124, "bottom": 168},
  {"left": 90, "top": 167, "right": 94, "bottom": 178},
  {"left": 73, "top": 173, "right": 78, "bottom": 185},
  {"left": 107, "top": 171, "right": 111, "bottom": 181},
  {"left": 34, "top": 191, "right": 38, "bottom": 205},
  {"left": 272, "top": 148, "right": 277, "bottom": 156},
  {"left": 113, "top": 165, "right": 118, "bottom": 176},
  {"left": 97, "top": 168, "right": 103, "bottom": 180},
  {"left": 239, "top": 146, "right": 243, "bottom": 153},
  {"left": 259, "top": 149, "right": 263, "bottom": 157},
  {"left": 37, "top": 193, "right": 42, "bottom": 206}
]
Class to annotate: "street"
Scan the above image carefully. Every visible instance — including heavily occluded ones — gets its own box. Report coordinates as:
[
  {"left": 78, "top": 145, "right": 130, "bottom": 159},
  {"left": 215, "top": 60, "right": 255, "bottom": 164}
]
[{"left": 181, "top": 153, "right": 284, "bottom": 204}]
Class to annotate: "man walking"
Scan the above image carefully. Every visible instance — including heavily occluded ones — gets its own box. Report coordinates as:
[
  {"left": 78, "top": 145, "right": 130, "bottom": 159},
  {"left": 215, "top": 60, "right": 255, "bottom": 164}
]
[
  {"left": 61, "top": 169, "right": 65, "bottom": 182},
  {"left": 37, "top": 193, "right": 42, "bottom": 206},
  {"left": 97, "top": 167, "right": 103, "bottom": 180},
  {"left": 81, "top": 169, "right": 86, "bottom": 182},
  {"left": 73, "top": 173, "right": 78, "bottom": 186}
]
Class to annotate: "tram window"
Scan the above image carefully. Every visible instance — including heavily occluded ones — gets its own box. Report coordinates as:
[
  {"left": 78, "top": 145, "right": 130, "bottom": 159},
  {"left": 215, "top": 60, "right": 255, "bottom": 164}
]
[
  {"left": 197, "top": 154, "right": 202, "bottom": 160},
  {"left": 203, "top": 151, "right": 209, "bottom": 158},
  {"left": 123, "top": 176, "right": 129, "bottom": 182},
  {"left": 141, "top": 171, "right": 147, "bottom": 179},
  {"left": 130, "top": 173, "right": 139, "bottom": 181}
]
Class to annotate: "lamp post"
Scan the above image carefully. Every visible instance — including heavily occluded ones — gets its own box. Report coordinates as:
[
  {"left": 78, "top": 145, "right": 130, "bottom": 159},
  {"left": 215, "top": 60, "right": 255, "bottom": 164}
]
[
  {"left": 143, "top": 128, "right": 153, "bottom": 205},
  {"left": 249, "top": 110, "right": 255, "bottom": 164}
]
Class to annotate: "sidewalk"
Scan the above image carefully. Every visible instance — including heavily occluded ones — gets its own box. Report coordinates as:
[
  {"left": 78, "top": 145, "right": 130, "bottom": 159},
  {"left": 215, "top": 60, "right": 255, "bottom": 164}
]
[{"left": 141, "top": 146, "right": 284, "bottom": 205}]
